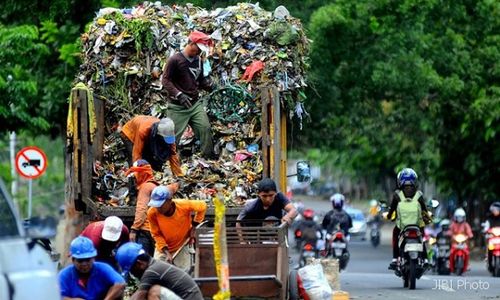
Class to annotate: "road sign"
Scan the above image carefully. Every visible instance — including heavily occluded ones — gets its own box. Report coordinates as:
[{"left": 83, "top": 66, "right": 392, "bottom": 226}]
[{"left": 15, "top": 146, "right": 48, "bottom": 179}]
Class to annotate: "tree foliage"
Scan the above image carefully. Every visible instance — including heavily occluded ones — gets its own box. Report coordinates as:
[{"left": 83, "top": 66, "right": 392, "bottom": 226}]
[{"left": 304, "top": 0, "right": 499, "bottom": 201}]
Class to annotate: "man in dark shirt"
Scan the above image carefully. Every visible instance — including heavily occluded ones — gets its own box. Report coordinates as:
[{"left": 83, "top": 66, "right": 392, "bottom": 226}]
[
  {"left": 116, "top": 242, "right": 203, "bottom": 300},
  {"left": 162, "top": 30, "right": 215, "bottom": 159},
  {"left": 237, "top": 178, "right": 298, "bottom": 226}
]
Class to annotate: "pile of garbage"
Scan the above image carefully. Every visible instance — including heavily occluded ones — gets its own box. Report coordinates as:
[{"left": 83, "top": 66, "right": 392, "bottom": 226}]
[{"left": 79, "top": 2, "right": 309, "bottom": 207}]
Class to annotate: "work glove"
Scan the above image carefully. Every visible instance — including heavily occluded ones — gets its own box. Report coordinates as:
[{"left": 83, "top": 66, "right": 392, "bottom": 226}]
[
  {"left": 423, "top": 211, "right": 433, "bottom": 225},
  {"left": 178, "top": 93, "right": 193, "bottom": 108}
]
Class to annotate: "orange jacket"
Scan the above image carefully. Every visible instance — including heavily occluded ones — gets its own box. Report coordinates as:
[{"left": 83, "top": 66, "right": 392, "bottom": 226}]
[
  {"left": 148, "top": 199, "right": 207, "bottom": 253},
  {"left": 131, "top": 181, "right": 158, "bottom": 231},
  {"left": 122, "top": 115, "right": 182, "bottom": 176},
  {"left": 131, "top": 182, "right": 178, "bottom": 232}
]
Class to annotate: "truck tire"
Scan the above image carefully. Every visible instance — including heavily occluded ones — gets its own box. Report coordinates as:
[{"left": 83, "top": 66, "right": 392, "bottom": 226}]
[{"left": 288, "top": 270, "right": 299, "bottom": 300}]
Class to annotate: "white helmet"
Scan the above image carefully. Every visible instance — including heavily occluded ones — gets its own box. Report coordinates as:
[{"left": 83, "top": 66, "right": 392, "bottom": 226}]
[
  {"left": 369, "top": 199, "right": 378, "bottom": 207},
  {"left": 440, "top": 219, "right": 451, "bottom": 229},
  {"left": 454, "top": 208, "right": 466, "bottom": 223}
]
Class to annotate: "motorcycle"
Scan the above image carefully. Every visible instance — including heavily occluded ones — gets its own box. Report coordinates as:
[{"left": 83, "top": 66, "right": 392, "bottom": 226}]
[
  {"left": 324, "top": 229, "right": 350, "bottom": 270},
  {"left": 368, "top": 216, "right": 381, "bottom": 248},
  {"left": 486, "top": 226, "right": 500, "bottom": 277},
  {"left": 370, "top": 222, "right": 380, "bottom": 247},
  {"left": 395, "top": 225, "right": 427, "bottom": 290},
  {"left": 435, "top": 233, "right": 451, "bottom": 275},
  {"left": 450, "top": 233, "right": 469, "bottom": 275},
  {"left": 294, "top": 228, "right": 303, "bottom": 251}
]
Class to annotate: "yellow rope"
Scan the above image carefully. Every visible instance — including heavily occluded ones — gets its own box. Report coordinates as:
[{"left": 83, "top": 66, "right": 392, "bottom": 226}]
[
  {"left": 67, "top": 82, "right": 97, "bottom": 142},
  {"left": 212, "top": 195, "right": 231, "bottom": 300}
]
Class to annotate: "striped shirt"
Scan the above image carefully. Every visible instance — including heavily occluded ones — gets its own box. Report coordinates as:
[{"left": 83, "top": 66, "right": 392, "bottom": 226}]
[{"left": 139, "top": 259, "right": 202, "bottom": 300}]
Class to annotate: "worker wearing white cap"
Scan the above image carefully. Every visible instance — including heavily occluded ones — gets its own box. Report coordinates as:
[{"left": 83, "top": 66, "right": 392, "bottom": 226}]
[{"left": 81, "top": 216, "right": 129, "bottom": 270}]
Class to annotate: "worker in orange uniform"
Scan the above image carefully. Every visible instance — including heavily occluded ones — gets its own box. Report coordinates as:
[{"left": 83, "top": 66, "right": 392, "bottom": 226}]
[
  {"left": 147, "top": 185, "right": 207, "bottom": 272},
  {"left": 125, "top": 159, "right": 180, "bottom": 256},
  {"left": 120, "top": 115, "right": 182, "bottom": 175}
]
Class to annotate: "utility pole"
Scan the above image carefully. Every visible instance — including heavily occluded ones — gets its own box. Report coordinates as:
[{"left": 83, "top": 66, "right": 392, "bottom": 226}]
[{"left": 9, "top": 131, "right": 18, "bottom": 203}]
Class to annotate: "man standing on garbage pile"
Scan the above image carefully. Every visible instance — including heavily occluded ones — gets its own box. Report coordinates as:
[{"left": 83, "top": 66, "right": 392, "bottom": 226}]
[
  {"left": 162, "top": 30, "right": 216, "bottom": 159},
  {"left": 59, "top": 236, "right": 126, "bottom": 300},
  {"left": 81, "top": 216, "right": 129, "bottom": 270},
  {"left": 147, "top": 185, "right": 207, "bottom": 272},
  {"left": 237, "top": 178, "right": 298, "bottom": 227},
  {"left": 116, "top": 242, "right": 203, "bottom": 300},
  {"left": 121, "top": 115, "right": 183, "bottom": 175}
]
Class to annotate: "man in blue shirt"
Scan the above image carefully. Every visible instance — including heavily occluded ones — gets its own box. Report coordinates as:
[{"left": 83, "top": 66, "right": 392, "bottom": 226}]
[
  {"left": 237, "top": 178, "right": 298, "bottom": 226},
  {"left": 59, "top": 236, "right": 125, "bottom": 300}
]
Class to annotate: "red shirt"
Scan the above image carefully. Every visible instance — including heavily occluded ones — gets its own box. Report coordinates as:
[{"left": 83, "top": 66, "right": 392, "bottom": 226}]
[{"left": 81, "top": 221, "right": 129, "bottom": 260}]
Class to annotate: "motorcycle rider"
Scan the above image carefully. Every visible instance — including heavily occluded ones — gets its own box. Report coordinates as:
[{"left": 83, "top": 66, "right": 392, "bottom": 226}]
[
  {"left": 387, "top": 168, "right": 432, "bottom": 270},
  {"left": 425, "top": 217, "right": 442, "bottom": 241},
  {"left": 368, "top": 199, "right": 381, "bottom": 223},
  {"left": 448, "top": 208, "right": 473, "bottom": 238},
  {"left": 484, "top": 202, "right": 500, "bottom": 231},
  {"left": 484, "top": 202, "right": 500, "bottom": 272},
  {"left": 322, "top": 194, "right": 353, "bottom": 240},
  {"left": 438, "top": 219, "right": 451, "bottom": 237},
  {"left": 296, "top": 208, "right": 323, "bottom": 248},
  {"left": 448, "top": 208, "right": 473, "bottom": 273}
]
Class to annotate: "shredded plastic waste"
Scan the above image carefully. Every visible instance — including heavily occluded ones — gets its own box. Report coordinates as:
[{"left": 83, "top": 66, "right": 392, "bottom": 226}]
[{"left": 78, "top": 2, "right": 309, "bottom": 208}]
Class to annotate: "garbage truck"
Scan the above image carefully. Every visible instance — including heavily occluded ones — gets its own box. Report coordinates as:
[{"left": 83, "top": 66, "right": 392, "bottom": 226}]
[
  {"left": 61, "top": 2, "right": 310, "bottom": 264},
  {"left": 64, "top": 85, "right": 302, "bottom": 221}
]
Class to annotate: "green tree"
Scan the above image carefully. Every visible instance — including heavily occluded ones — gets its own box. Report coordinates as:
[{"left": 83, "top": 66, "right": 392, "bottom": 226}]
[
  {"left": 0, "top": 24, "right": 51, "bottom": 132},
  {"left": 304, "top": 0, "right": 499, "bottom": 204}
]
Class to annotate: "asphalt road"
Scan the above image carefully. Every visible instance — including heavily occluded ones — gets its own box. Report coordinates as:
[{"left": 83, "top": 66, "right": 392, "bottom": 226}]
[{"left": 292, "top": 196, "right": 500, "bottom": 300}]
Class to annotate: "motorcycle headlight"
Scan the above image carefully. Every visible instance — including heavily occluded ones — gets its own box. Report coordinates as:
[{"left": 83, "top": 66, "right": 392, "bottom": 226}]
[
  {"left": 429, "top": 237, "right": 436, "bottom": 245},
  {"left": 454, "top": 234, "right": 467, "bottom": 243},
  {"left": 492, "top": 227, "right": 500, "bottom": 237}
]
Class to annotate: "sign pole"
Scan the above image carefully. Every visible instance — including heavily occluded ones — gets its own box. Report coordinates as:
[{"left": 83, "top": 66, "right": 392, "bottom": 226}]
[
  {"left": 28, "top": 178, "right": 33, "bottom": 220},
  {"left": 28, "top": 178, "right": 33, "bottom": 219}
]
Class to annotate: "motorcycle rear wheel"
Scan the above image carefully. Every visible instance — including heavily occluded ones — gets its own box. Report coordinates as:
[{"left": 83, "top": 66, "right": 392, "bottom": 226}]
[{"left": 409, "top": 259, "right": 417, "bottom": 290}]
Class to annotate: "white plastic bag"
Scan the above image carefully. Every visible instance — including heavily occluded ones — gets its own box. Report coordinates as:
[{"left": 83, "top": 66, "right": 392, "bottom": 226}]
[{"left": 298, "top": 264, "right": 332, "bottom": 300}]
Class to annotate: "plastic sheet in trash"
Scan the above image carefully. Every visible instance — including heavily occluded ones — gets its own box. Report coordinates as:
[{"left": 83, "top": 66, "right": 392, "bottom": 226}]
[{"left": 77, "top": 2, "right": 309, "bottom": 208}]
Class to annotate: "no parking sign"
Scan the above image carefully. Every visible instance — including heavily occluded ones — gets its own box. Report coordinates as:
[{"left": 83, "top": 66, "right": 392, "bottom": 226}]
[{"left": 15, "top": 146, "right": 48, "bottom": 179}]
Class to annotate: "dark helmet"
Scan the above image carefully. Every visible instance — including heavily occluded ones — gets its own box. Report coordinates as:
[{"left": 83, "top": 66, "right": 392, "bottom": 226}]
[
  {"left": 330, "top": 193, "right": 345, "bottom": 210},
  {"left": 397, "top": 168, "right": 418, "bottom": 188}
]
